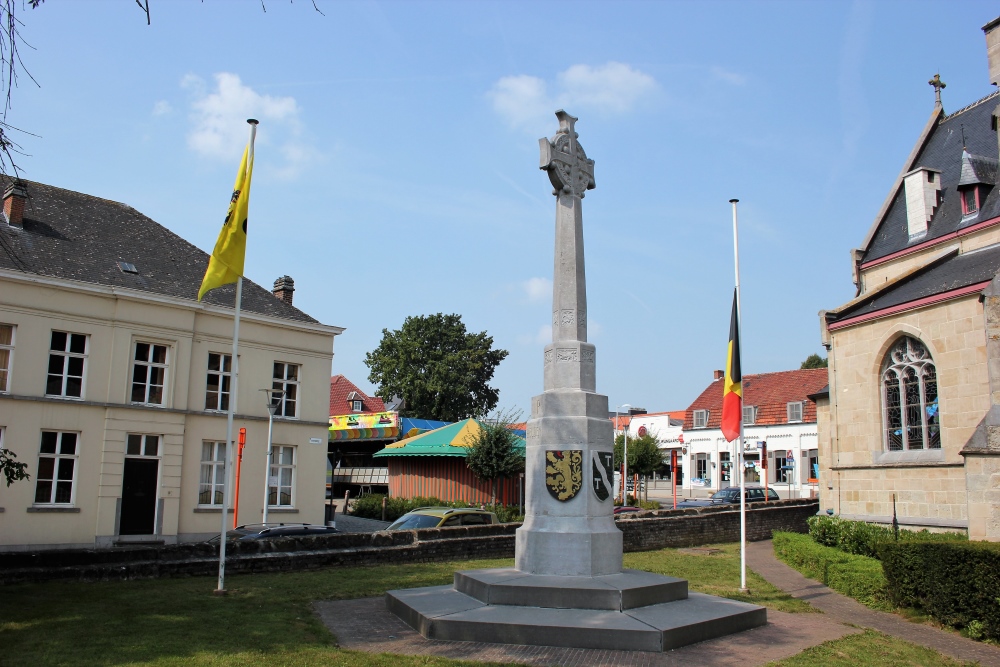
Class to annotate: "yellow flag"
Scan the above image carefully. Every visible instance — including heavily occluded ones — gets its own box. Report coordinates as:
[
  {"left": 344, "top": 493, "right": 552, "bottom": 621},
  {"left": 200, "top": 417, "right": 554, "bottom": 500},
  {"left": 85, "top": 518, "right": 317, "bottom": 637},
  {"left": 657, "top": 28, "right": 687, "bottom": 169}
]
[{"left": 198, "top": 144, "right": 254, "bottom": 300}]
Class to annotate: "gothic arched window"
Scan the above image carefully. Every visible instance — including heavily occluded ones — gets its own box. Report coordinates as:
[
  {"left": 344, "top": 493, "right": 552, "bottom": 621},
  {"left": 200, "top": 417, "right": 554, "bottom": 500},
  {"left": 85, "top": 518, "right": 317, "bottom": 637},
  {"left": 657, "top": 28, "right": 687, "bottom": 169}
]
[{"left": 881, "top": 336, "right": 940, "bottom": 451}]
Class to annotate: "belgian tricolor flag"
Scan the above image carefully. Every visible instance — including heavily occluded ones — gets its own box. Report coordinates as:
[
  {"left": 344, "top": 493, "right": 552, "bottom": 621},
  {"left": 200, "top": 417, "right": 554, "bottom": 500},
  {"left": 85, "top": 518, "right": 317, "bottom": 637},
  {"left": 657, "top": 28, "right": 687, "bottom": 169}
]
[{"left": 721, "top": 289, "right": 742, "bottom": 442}]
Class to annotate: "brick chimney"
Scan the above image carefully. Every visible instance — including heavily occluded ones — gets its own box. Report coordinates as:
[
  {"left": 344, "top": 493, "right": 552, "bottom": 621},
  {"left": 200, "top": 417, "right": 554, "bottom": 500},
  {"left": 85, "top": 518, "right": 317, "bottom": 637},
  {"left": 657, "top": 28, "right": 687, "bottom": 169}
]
[
  {"left": 714, "top": 369, "right": 724, "bottom": 380},
  {"left": 272, "top": 275, "right": 295, "bottom": 305},
  {"left": 3, "top": 181, "right": 26, "bottom": 228},
  {"left": 984, "top": 16, "right": 1000, "bottom": 86}
]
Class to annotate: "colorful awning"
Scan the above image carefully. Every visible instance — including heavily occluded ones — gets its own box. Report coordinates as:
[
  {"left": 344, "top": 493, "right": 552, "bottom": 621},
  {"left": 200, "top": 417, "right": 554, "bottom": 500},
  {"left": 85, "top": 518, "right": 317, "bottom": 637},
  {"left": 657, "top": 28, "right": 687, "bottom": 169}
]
[
  {"left": 373, "top": 418, "right": 526, "bottom": 458},
  {"left": 329, "top": 411, "right": 400, "bottom": 441}
]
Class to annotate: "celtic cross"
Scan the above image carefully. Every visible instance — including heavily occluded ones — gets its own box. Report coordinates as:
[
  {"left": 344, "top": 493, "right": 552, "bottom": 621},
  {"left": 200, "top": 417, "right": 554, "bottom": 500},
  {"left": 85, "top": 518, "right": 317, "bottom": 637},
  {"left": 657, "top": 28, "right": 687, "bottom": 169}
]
[{"left": 539, "top": 110, "right": 596, "bottom": 198}]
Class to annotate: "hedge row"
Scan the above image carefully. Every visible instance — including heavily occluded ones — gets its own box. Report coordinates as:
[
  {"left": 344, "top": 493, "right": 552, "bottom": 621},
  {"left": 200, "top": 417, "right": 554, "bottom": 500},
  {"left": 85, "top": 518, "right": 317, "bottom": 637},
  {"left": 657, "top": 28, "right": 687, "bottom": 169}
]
[
  {"left": 773, "top": 531, "right": 892, "bottom": 610},
  {"left": 879, "top": 541, "right": 1000, "bottom": 640},
  {"left": 807, "top": 515, "right": 965, "bottom": 559},
  {"left": 349, "top": 494, "right": 524, "bottom": 523}
]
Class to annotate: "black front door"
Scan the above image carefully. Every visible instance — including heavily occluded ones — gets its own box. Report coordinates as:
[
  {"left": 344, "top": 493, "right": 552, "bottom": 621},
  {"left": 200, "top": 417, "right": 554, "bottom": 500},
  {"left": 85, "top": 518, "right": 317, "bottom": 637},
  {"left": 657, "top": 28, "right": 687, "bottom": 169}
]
[{"left": 120, "top": 458, "right": 158, "bottom": 535}]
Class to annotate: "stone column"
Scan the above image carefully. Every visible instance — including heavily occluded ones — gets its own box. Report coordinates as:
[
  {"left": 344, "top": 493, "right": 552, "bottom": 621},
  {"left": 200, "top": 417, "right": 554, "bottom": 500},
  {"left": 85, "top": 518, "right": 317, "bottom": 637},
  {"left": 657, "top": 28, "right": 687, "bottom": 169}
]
[{"left": 515, "top": 111, "right": 622, "bottom": 576}]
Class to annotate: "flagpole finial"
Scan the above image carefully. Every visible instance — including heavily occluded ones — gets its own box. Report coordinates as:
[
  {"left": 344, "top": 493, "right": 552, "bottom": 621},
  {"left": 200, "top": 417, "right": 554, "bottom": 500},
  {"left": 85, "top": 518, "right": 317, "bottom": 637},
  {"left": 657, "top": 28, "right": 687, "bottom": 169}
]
[
  {"left": 729, "top": 198, "right": 739, "bottom": 203},
  {"left": 247, "top": 118, "right": 259, "bottom": 125}
]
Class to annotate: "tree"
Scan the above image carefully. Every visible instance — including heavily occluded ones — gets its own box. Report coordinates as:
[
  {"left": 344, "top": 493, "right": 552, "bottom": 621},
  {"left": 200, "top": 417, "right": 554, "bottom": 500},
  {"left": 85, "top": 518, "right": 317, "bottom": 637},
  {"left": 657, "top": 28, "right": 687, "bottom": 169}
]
[
  {"left": 365, "top": 313, "right": 509, "bottom": 422},
  {"left": 1, "top": 448, "right": 29, "bottom": 487},
  {"left": 465, "top": 409, "right": 524, "bottom": 505},
  {"left": 613, "top": 431, "right": 664, "bottom": 502},
  {"left": 801, "top": 354, "right": 828, "bottom": 369}
]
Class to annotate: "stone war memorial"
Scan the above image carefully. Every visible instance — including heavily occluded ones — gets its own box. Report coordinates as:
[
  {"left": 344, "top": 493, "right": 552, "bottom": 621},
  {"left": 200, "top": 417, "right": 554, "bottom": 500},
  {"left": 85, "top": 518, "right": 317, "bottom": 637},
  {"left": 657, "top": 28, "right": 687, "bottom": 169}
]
[{"left": 386, "top": 111, "right": 767, "bottom": 651}]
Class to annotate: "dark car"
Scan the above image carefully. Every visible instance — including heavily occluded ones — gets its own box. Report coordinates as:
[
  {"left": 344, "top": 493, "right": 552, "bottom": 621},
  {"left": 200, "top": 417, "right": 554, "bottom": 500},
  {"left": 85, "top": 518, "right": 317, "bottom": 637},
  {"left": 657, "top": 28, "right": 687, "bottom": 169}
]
[
  {"left": 675, "top": 486, "right": 780, "bottom": 508},
  {"left": 613, "top": 505, "right": 643, "bottom": 515},
  {"left": 207, "top": 523, "right": 338, "bottom": 543}
]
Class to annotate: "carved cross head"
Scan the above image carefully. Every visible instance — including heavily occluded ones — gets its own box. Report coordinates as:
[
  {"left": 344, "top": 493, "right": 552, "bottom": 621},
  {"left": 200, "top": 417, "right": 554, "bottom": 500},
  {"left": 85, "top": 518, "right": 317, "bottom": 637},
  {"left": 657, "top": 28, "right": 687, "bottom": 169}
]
[{"left": 539, "top": 110, "right": 596, "bottom": 198}]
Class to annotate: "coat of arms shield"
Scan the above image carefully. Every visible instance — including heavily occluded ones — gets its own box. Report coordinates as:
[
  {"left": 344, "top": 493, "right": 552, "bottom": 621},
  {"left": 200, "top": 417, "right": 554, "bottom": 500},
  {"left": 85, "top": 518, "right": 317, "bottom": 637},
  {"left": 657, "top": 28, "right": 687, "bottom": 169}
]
[
  {"left": 592, "top": 451, "right": 614, "bottom": 501},
  {"left": 545, "top": 450, "right": 583, "bottom": 501}
]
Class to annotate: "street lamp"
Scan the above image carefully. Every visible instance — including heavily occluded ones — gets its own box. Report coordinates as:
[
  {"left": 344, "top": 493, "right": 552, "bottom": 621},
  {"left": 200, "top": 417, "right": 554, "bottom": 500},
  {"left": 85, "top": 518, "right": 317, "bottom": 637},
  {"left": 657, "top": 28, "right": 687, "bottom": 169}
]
[
  {"left": 261, "top": 388, "right": 285, "bottom": 525},
  {"left": 616, "top": 403, "right": 631, "bottom": 505}
]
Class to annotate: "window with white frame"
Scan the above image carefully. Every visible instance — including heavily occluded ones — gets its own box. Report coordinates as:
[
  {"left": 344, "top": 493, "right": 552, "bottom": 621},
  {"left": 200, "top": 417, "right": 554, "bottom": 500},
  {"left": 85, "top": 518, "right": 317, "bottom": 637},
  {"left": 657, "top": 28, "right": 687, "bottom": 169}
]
[
  {"left": 271, "top": 362, "right": 300, "bottom": 418},
  {"left": 693, "top": 410, "right": 709, "bottom": 428},
  {"left": 204, "top": 353, "right": 232, "bottom": 412},
  {"left": 351, "top": 399, "right": 362, "bottom": 412},
  {"left": 34, "top": 431, "right": 78, "bottom": 505},
  {"left": 0, "top": 323, "right": 13, "bottom": 393},
  {"left": 695, "top": 453, "right": 708, "bottom": 480},
  {"left": 198, "top": 441, "right": 227, "bottom": 506},
  {"left": 742, "top": 405, "right": 756, "bottom": 425},
  {"left": 126, "top": 433, "right": 160, "bottom": 457},
  {"left": 131, "top": 342, "right": 168, "bottom": 405},
  {"left": 46, "top": 331, "right": 87, "bottom": 398},
  {"left": 786, "top": 402, "right": 804, "bottom": 423},
  {"left": 268, "top": 445, "right": 295, "bottom": 507},
  {"left": 882, "top": 336, "right": 940, "bottom": 451}
]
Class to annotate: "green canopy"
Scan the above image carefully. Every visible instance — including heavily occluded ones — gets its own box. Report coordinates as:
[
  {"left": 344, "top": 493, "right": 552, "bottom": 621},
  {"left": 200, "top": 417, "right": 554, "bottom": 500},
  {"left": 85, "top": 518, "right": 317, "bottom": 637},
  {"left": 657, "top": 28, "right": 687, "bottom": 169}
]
[{"left": 373, "top": 418, "right": 526, "bottom": 458}]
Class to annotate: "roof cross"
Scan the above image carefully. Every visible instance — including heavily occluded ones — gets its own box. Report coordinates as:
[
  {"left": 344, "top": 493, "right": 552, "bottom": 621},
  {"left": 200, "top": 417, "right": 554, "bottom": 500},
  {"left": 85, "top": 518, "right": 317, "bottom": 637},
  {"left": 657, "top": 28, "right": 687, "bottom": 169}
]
[
  {"left": 539, "top": 110, "right": 595, "bottom": 198},
  {"left": 928, "top": 73, "right": 946, "bottom": 106}
]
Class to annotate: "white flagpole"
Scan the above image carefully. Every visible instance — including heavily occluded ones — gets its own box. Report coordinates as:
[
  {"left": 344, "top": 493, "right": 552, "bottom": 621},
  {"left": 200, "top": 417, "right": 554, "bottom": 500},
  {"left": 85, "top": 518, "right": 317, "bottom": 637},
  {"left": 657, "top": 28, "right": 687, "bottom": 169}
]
[
  {"left": 215, "top": 119, "right": 258, "bottom": 595},
  {"left": 730, "top": 198, "right": 747, "bottom": 592}
]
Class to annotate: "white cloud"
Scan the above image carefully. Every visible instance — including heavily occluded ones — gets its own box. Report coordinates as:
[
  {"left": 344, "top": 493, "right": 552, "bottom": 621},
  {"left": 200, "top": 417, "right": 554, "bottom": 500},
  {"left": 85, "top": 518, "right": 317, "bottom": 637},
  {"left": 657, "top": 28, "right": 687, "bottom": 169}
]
[
  {"left": 523, "top": 277, "right": 552, "bottom": 303},
  {"left": 516, "top": 324, "right": 552, "bottom": 346},
  {"left": 489, "top": 62, "right": 657, "bottom": 130},
  {"left": 182, "top": 72, "right": 318, "bottom": 179},
  {"left": 709, "top": 66, "right": 747, "bottom": 86},
  {"left": 152, "top": 100, "right": 172, "bottom": 116}
]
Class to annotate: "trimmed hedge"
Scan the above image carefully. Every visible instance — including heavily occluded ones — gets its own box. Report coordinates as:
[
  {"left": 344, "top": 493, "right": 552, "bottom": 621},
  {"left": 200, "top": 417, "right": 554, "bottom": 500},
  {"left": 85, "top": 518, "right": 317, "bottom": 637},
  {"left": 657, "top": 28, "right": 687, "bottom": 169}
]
[
  {"left": 879, "top": 541, "right": 1000, "bottom": 640},
  {"left": 807, "top": 515, "right": 965, "bottom": 559},
  {"left": 773, "top": 531, "right": 892, "bottom": 610},
  {"left": 349, "top": 494, "right": 524, "bottom": 523}
]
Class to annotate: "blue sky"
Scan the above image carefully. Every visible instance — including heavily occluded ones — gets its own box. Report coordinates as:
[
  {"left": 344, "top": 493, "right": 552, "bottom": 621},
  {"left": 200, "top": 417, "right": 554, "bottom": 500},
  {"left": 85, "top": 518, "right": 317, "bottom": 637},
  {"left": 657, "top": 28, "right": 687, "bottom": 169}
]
[{"left": 10, "top": 0, "right": 1000, "bottom": 416}]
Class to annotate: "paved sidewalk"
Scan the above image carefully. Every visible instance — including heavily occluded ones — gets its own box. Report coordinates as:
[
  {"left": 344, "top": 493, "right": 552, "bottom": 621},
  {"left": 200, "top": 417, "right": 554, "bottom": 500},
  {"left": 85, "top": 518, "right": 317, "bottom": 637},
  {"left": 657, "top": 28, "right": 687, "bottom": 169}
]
[
  {"left": 316, "top": 597, "right": 855, "bottom": 667},
  {"left": 747, "top": 539, "right": 1000, "bottom": 667}
]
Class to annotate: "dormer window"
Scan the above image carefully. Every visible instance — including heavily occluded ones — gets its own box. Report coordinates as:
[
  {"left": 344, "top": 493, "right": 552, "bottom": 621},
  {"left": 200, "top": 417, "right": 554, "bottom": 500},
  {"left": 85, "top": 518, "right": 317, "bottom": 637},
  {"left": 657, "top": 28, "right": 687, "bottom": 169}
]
[
  {"left": 346, "top": 391, "right": 363, "bottom": 412},
  {"left": 351, "top": 399, "right": 362, "bottom": 412},
  {"left": 961, "top": 187, "right": 979, "bottom": 216}
]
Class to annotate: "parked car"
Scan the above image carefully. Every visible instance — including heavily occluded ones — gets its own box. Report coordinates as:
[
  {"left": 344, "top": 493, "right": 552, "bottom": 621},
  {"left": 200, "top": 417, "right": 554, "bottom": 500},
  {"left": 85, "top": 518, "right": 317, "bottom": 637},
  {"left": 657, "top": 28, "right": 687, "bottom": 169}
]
[
  {"left": 675, "top": 486, "right": 780, "bottom": 509},
  {"left": 613, "top": 505, "right": 643, "bottom": 515},
  {"left": 386, "top": 507, "right": 498, "bottom": 530},
  {"left": 207, "top": 523, "right": 339, "bottom": 543}
]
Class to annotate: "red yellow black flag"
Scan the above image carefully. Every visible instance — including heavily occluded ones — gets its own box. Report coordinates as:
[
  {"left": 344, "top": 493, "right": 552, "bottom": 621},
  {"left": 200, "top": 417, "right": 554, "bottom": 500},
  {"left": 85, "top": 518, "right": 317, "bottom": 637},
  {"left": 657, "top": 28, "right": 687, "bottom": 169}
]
[{"left": 721, "top": 289, "right": 742, "bottom": 442}]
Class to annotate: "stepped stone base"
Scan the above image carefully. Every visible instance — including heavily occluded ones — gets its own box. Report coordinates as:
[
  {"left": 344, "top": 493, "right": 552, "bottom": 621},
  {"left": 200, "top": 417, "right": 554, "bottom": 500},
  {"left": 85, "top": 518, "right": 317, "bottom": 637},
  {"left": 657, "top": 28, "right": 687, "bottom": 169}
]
[{"left": 385, "top": 567, "right": 767, "bottom": 652}]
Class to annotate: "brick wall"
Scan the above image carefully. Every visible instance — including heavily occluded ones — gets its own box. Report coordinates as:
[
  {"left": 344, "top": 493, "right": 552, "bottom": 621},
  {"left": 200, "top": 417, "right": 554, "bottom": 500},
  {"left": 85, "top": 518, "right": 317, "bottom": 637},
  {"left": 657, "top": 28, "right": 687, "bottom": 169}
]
[{"left": 0, "top": 499, "right": 817, "bottom": 584}]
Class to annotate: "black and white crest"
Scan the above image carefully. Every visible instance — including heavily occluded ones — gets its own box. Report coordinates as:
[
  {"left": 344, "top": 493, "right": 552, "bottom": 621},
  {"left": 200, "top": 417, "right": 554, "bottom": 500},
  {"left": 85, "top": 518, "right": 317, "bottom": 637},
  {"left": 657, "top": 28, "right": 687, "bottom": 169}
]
[{"left": 592, "top": 451, "right": 614, "bottom": 502}]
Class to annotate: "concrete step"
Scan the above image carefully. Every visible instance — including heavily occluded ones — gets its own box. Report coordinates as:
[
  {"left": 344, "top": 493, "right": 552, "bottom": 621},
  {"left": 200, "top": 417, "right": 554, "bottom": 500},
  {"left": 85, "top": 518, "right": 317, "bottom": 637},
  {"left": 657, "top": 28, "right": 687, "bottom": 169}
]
[
  {"left": 454, "top": 567, "right": 687, "bottom": 611},
  {"left": 386, "top": 583, "right": 767, "bottom": 652}
]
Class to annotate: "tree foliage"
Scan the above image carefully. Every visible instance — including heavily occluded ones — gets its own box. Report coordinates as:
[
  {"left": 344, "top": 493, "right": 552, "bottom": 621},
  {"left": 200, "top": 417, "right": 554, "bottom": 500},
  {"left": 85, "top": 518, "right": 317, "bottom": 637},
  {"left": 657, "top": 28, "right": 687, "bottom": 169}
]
[
  {"left": 364, "top": 313, "right": 509, "bottom": 422},
  {"left": 465, "top": 408, "right": 524, "bottom": 505},
  {"left": 614, "top": 431, "right": 665, "bottom": 478},
  {"left": 1, "top": 447, "right": 29, "bottom": 487},
  {"left": 801, "top": 354, "right": 829, "bottom": 369}
]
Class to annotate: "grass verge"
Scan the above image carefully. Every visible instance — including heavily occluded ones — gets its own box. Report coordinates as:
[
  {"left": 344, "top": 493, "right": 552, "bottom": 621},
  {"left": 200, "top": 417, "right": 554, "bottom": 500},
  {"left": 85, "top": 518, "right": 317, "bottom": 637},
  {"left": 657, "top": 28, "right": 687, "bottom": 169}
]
[
  {"left": 769, "top": 628, "right": 978, "bottom": 666},
  {"left": 0, "top": 544, "right": 807, "bottom": 666},
  {"left": 773, "top": 531, "right": 893, "bottom": 611}
]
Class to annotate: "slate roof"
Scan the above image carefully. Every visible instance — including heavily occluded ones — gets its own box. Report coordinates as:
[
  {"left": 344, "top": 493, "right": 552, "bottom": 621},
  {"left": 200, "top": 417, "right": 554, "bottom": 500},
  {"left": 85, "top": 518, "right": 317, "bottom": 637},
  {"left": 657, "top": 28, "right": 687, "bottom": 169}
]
[
  {"left": 862, "top": 91, "right": 1000, "bottom": 263},
  {"left": 829, "top": 243, "right": 1000, "bottom": 325},
  {"left": 329, "top": 375, "right": 385, "bottom": 417},
  {"left": 0, "top": 179, "right": 318, "bottom": 323},
  {"left": 683, "top": 368, "right": 829, "bottom": 430}
]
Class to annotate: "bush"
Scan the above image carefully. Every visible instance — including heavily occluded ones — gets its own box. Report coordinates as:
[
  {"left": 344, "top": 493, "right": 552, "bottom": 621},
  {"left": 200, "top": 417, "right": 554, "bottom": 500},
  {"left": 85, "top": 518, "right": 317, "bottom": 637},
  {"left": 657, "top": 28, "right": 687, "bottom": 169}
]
[
  {"left": 807, "top": 515, "right": 965, "bottom": 559},
  {"left": 773, "top": 531, "right": 892, "bottom": 610},
  {"left": 879, "top": 541, "right": 1000, "bottom": 640},
  {"left": 348, "top": 494, "right": 523, "bottom": 523}
]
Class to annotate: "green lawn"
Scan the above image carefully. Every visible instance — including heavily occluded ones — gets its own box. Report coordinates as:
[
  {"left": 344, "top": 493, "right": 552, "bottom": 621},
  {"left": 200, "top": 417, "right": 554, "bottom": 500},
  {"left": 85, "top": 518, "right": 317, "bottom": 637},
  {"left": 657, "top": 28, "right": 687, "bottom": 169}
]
[
  {"left": 770, "top": 629, "right": 978, "bottom": 667},
  {"left": 0, "top": 544, "right": 963, "bottom": 666}
]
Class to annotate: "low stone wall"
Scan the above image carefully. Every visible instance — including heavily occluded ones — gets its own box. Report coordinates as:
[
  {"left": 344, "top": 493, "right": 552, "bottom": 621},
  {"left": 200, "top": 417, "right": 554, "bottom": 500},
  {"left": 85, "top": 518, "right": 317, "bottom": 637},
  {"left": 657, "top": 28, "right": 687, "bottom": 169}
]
[{"left": 0, "top": 499, "right": 817, "bottom": 584}]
